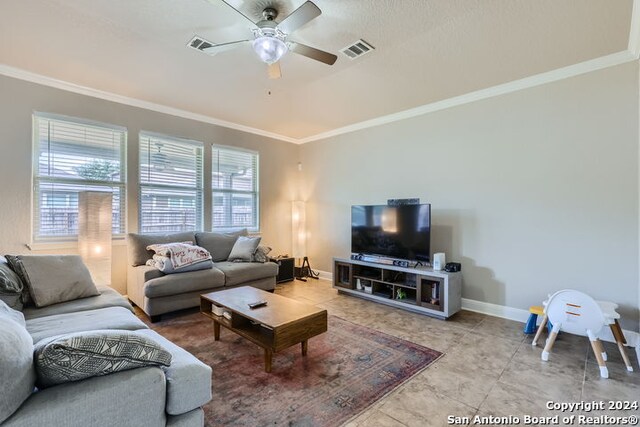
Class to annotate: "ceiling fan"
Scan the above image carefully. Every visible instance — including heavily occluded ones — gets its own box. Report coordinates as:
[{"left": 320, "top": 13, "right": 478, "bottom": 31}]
[{"left": 197, "top": 0, "right": 337, "bottom": 79}]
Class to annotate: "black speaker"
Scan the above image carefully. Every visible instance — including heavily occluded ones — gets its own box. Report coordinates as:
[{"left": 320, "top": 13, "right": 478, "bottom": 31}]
[
  {"left": 444, "top": 262, "right": 461, "bottom": 273},
  {"left": 271, "top": 257, "right": 295, "bottom": 283}
]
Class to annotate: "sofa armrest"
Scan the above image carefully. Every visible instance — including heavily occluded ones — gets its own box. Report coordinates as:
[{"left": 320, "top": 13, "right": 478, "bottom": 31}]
[
  {"left": 137, "top": 330, "right": 212, "bottom": 416},
  {"left": 3, "top": 367, "right": 166, "bottom": 427},
  {"left": 127, "top": 265, "right": 164, "bottom": 309}
]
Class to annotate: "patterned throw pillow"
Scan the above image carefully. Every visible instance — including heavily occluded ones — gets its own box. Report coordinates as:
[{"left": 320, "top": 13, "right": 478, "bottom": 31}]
[
  {"left": 4, "top": 256, "right": 30, "bottom": 308},
  {"left": 0, "top": 256, "right": 24, "bottom": 310},
  {"left": 34, "top": 330, "right": 172, "bottom": 388},
  {"left": 252, "top": 245, "right": 272, "bottom": 263}
]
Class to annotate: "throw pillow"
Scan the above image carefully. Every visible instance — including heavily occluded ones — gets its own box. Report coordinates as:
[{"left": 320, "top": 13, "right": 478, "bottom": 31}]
[
  {"left": 34, "top": 330, "right": 173, "bottom": 388},
  {"left": 5, "top": 255, "right": 32, "bottom": 307},
  {"left": 252, "top": 245, "right": 272, "bottom": 263},
  {"left": 0, "top": 256, "right": 24, "bottom": 310},
  {"left": 227, "top": 236, "right": 261, "bottom": 262},
  {"left": 195, "top": 229, "right": 248, "bottom": 262},
  {"left": 9, "top": 255, "right": 100, "bottom": 308},
  {"left": 0, "top": 301, "right": 36, "bottom": 424}
]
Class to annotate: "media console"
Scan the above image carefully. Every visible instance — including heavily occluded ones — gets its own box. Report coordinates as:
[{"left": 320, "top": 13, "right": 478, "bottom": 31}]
[{"left": 332, "top": 257, "right": 462, "bottom": 319}]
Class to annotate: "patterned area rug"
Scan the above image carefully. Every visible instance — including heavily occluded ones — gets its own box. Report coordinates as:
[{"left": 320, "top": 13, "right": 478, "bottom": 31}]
[{"left": 147, "top": 311, "right": 442, "bottom": 427}]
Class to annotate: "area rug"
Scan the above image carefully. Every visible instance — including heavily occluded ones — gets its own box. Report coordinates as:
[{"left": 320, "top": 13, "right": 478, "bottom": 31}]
[{"left": 147, "top": 311, "right": 442, "bottom": 427}]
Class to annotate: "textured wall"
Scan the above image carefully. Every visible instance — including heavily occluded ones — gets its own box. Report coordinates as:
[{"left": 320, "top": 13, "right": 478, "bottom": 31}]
[
  {"left": 0, "top": 75, "right": 299, "bottom": 294},
  {"left": 300, "top": 62, "right": 640, "bottom": 330}
]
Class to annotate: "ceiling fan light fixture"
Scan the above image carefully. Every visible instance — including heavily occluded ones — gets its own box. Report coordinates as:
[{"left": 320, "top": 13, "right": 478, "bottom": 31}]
[{"left": 252, "top": 36, "right": 287, "bottom": 64}]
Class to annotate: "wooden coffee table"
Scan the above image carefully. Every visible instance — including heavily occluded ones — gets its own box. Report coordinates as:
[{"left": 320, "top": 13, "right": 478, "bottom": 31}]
[{"left": 200, "top": 286, "right": 327, "bottom": 373}]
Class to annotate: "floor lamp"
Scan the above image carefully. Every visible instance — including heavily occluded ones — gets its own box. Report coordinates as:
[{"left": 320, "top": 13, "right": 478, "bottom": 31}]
[
  {"left": 291, "top": 200, "right": 318, "bottom": 281},
  {"left": 78, "top": 191, "right": 113, "bottom": 287}
]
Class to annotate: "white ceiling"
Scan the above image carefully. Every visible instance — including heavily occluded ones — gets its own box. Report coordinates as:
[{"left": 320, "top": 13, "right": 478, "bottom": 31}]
[{"left": 0, "top": 0, "right": 634, "bottom": 140}]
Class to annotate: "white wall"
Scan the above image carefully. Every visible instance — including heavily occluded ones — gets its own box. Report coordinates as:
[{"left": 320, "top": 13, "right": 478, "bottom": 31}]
[
  {"left": 0, "top": 75, "right": 299, "bottom": 294},
  {"left": 1, "top": 62, "right": 638, "bottom": 331},
  {"left": 300, "top": 62, "right": 640, "bottom": 330}
]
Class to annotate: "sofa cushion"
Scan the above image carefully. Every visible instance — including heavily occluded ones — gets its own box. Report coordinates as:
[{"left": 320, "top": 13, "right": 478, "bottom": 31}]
[
  {"left": 0, "top": 256, "right": 24, "bottom": 310},
  {"left": 138, "top": 265, "right": 165, "bottom": 283},
  {"left": 214, "top": 261, "right": 278, "bottom": 287},
  {"left": 23, "top": 286, "right": 132, "bottom": 320},
  {"left": 27, "top": 306, "right": 148, "bottom": 344},
  {"left": 34, "top": 330, "right": 172, "bottom": 388},
  {"left": 0, "top": 301, "right": 36, "bottom": 424},
  {"left": 1, "top": 368, "right": 166, "bottom": 427},
  {"left": 227, "top": 236, "right": 261, "bottom": 262},
  {"left": 144, "top": 268, "right": 225, "bottom": 298},
  {"left": 8, "top": 255, "right": 100, "bottom": 308},
  {"left": 128, "top": 232, "right": 197, "bottom": 267},
  {"left": 137, "top": 329, "right": 212, "bottom": 415},
  {"left": 195, "top": 229, "right": 247, "bottom": 262}
]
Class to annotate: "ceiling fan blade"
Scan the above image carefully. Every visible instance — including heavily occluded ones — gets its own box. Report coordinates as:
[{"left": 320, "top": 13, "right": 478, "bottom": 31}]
[
  {"left": 277, "top": 1, "right": 321, "bottom": 35},
  {"left": 267, "top": 62, "right": 282, "bottom": 79},
  {"left": 288, "top": 42, "right": 337, "bottom": 65},
  {"left": 218, "top": 0, "right": 258, "bottom": 26},
  {"left": 200, "top": 40, "right": 250, "bottom": 55}
]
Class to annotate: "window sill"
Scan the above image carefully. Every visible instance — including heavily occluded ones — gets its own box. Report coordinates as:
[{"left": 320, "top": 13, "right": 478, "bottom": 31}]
[{"left": 27, "top": 238, "right": 127, "bottom": 251}]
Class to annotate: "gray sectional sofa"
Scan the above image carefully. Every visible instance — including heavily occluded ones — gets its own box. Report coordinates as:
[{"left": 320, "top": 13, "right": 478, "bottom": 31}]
[
  {"left": 127, "top": 230, "right": 278, "bottom": 321},
  {"left": 1, "top": 284, "right": 212, "bottom": 427}
]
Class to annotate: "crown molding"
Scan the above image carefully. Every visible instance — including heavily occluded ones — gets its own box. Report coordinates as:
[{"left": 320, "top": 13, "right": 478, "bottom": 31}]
[
  {"left": 0, "top": 63, "right": 298, "bottom": 144},
  {"left": 1, "top": 49, "right": 637, "bottom": 146},
  {"left": 298, "top": 50, "right": 638, "bottom": 144}
]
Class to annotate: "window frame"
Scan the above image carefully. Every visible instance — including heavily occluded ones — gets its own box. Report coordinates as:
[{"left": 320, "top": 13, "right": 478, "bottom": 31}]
[
  {"left": 31, "top": 112, "right": 127, "bottom": 243},
  {"left": 138, "top": 131, "right": 204, "bottom": 233},
  {"left": 211, "top": 144, "right": 260, "bottom": 232}
]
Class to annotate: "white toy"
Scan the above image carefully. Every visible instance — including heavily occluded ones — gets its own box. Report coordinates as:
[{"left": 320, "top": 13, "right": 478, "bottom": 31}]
[{"left": 539, "top": 289, "right": 633, "bottom": 378}]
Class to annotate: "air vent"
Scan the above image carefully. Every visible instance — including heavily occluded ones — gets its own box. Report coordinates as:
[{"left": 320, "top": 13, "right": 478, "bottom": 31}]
[
  {"left": 187, "top": 36, "right": 214, "bottom": 52},
  {"left": 340, "top": 39, "right": 375, "bottom": 60}
]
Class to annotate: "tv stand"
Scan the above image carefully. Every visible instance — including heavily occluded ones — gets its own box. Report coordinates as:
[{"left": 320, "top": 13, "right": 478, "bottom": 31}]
[{"left": 333, "top": 257, "right": 462, "bottom": 319}]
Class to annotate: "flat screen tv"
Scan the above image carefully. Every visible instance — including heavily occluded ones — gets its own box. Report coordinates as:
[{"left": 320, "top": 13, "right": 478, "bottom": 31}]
[{"left": 351, "top": 204, "right": 431, "bottom": 262}]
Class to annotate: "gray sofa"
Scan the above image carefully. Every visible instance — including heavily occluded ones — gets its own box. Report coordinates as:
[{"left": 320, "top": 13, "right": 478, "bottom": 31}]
[
  {"left": 127, "top": 230, "right": 278, "bottom": 322},
  {"left": 1, "top": 285, "right": 212, "bottom": 427}
]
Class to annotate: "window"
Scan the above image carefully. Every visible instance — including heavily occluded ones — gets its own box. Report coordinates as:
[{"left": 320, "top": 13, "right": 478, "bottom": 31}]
[
  {"left": 212, "top": 145, "right": 259, "bottom": 231},
  {"left": 139, "top": 133, "right": 203, "bottom": 233},
  {"left": 32, "top": 114, "right": 126, "bottom": 241}
]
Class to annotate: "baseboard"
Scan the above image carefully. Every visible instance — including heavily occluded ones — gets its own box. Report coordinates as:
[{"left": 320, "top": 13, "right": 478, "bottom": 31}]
[
  {"left": 319, "top": 269, "right": 639, "bottom": 356},
  {"left": 316, "top": 269, "right": 332, "bottom": 281},
  {"left": 461, "top": 298, "right": 530, "bottom": 323},
  {"left": 461, "top": 298, "right": 639, "bottom": 353}
]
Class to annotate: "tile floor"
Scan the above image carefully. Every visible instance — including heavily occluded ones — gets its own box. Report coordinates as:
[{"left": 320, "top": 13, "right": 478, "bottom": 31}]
[{"left": 275, "top": 279, "right": 640, "bottom": 427}]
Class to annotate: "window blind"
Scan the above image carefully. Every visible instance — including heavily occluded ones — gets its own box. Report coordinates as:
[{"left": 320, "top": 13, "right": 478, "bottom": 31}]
[
  {"left": 212, "top": 145, "right": 259, "bottom": 231},
  {"left": 139, "top": 133, "right": 203, "bottom": 233},
  {"left": 33, "top": 114, "right": 126, "bottom": 241}
]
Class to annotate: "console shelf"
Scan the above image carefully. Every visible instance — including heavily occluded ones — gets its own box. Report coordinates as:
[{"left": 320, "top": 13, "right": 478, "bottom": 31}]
[{"left": 333, "top": 257, "right": 462, "bottom": 319}]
